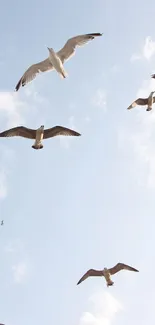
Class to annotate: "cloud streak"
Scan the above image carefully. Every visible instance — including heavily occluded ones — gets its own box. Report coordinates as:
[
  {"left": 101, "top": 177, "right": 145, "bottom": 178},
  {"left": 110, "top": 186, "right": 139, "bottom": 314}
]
[
  {"left": 130, "top": 36, "right": 155, "bottom": 62},
  {"left": 92, "top": 89, "right": 107, "bottom": 111},
  {"left": 12, "top": 261, "right": 29, "bottom": 284},
  {"left": 0, "top": 145, "right": 15, "bottom": 200},
  {"left": 0, "top": 91, "right": 26, "bottom": 128}
]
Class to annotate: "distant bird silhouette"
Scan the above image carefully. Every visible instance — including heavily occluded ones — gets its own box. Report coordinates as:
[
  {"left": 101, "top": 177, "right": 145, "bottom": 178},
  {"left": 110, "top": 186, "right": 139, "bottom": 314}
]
[
  {"left": 0, "top": 125, "right": 81, "bottom": 150},
  {"left": 77, "top": 263, "right": 139, "bottom": 287},
  {"left": 127, "top": 91, "right": 155, "bottom": 111},
  {"left": 1, "top": 220, "right": 4, "bottom": 226}
]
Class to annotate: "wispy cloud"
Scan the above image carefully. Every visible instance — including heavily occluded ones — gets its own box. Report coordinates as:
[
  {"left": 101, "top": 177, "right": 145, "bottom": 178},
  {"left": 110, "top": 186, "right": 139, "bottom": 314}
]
[
  {"left": 91, "top": 89, "right": 107, "bottom": 111},
  {"left": 110, "top": 64, "right": 120, "bottom": 73},
  {"left": 0, "top": 145, "right": 15, "bottom": 200},
  {"left": 143, "top": 36, "right": 155, "bottom": 60},
  {"left": 79, "top": 291, "right": 123, "bottom": 325},
  {"left": 130, "top": 53, "right": 141, "bottom": 63},
  {"left": 12, "top": 261, "right": 29, "bottom": 284},
  {"left": 5, "top": 238, "right": 24, "bottom": 254},
  {"left": 0, "top": 169, "right": 8, "bottom": 199},
  {"left": 0, "top": 91, "right": 26, "bottom": 128},
  {"left": 130, "top": 36, "right": 155, "bottom": 62}
]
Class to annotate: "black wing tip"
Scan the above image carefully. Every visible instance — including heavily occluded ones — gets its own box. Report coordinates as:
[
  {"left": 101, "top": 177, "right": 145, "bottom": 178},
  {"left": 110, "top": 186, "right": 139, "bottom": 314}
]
[
  {"left": 88, "top": 33, "right": 103, "bottom": 37},
  {"left": 15, "top": 78, "right": 25, "bottom": 91},
  {"left": 76, "top": 132, "right": 81, "bottom": 136},
  {"left": 151, "top": 74, "right": 155, "bottom": 79},
  {"left": 77, "top": 280, "right": 81, "bottom": 285},
  {"left": 15, "top": 81, "right": 21, "bottom": 92}
]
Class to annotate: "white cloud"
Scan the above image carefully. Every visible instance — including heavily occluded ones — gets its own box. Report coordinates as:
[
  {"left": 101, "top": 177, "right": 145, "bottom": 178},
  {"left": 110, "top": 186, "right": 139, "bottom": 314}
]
[
  {"left": 92, "top": 89, "right": 107, "bottom": 110},
  {"left": 0, "top": 91, "right": 26, "bottom": 128},
  {"left": 143, "top": 36, "right": 155, "bottom": 60},
  {"left": 110, "top": 64, "right": 120, "bottom": 73},
  {"left": 0, "top": 169, "right": 8, "bottom": 199},
  {"left": 12, "top": 261, "right": 29, "bottom": 284},
  {"left": 130, "top": 53, "right": 141, "bottom": 62},
  {"left": 130, "top": 36, "right": 155, "bottom": 62},
  {"left": 5, "top": 239, "right": 24, "bottom": 254},
  {"left": 79, "top": 291, "right": 123, "bottom": 325},
  {"left": 0, "top": 145, "right": 15, "bottom": 200}
]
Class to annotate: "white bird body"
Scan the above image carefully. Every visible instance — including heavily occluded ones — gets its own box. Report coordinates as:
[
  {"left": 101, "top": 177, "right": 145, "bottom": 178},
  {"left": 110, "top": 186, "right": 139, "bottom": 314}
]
[
  {"left": 48, "top": 48, "right": 68, "bottom": 78},
  {"left": 32, "top": 125, "right": 44, "bottom": 149},
  {"left": 147, "top": 91, "right": 155, "bottom": 111},
  {"left": 103, "top": 268, "right": 114, "bottom": 286}
]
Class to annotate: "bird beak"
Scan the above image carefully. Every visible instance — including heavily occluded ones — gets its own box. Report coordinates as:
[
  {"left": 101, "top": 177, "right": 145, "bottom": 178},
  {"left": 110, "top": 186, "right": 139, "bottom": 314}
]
[{"left": 47, "top": 47, "right": 50, "bottom": 51}]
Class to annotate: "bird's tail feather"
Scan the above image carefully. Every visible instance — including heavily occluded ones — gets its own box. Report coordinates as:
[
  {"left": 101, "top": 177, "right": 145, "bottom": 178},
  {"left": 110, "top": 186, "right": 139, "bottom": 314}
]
[
  {"left": 60, "top": 68, "right": 68, "bottom": 79},
  {"left": 107, "top": 280, "right": 114, "bottom": 287},
  {"left": 32, "top": 143, "right": 43, "bottom": 150}
]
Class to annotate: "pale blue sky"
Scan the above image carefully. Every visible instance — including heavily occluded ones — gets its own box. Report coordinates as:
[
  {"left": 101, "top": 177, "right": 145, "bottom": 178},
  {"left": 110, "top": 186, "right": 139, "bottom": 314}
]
[{"left": 0, "top": 1, "right": 155, "bottom": 325}]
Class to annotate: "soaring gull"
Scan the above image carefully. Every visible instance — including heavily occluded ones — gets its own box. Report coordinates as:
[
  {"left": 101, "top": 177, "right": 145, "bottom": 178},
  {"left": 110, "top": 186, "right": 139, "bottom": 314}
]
[
  {"left": 127, "top": 91, "right": 155, "bottom": 111},
  {"left": 0, "top": 125, "right": 81, "bottom": 149},
  {"left": 15, "top": 32, "right": 103, "bottom": 91},
  {"left": 77, "top": 263, "right": 139, "bottom": 287}
]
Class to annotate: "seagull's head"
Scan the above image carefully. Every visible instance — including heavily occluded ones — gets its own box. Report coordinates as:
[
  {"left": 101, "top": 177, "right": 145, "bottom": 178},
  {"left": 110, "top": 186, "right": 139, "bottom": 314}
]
[
  {"left": 40, "top": 125, "right": 44, "bottom": 130},
  {"left": 47, "top": 47, "right": 54, "bottom": 54},
  {"left": 104, "top": 267, "right": 108, "bottom": 272}
]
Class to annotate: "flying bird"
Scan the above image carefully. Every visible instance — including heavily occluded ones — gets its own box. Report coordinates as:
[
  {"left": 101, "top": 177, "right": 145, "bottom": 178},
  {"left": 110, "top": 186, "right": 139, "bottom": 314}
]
[
  {"left": 15, "top": 32, "right": 103, "bottom": 91},
  {"left": 127, "top": 91, "right": 155, "bottom": 111},
  {"left": 1, "top": 220, "right": 4, "bottom": 226},
  {"left": 0, "top": 125, "right": 81, "bottom": 149},
  {"left": 77, "top": 263, "right": 139, "bottom": 287}
]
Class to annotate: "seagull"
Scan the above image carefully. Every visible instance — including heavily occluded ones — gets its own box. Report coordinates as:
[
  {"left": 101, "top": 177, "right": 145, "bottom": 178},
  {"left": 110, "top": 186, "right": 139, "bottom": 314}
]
[
  {"left": 0, "top": 125, "right": 81, "bottom": 149},
  {"left": 127, "top": 91, "right": 155, "bottom": 111},
  {"left": 77, "top": 263, "right": 139, "bottom": 287},
  {"left": 1, "top": 220, "right": 4, "bottom": 226},
  {"left": 15, "top": 32, "right": 103, "bottom": 91}
]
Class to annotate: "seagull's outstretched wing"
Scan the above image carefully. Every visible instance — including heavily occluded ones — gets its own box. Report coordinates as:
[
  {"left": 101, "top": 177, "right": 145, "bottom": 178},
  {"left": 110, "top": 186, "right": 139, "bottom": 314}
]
[
  {"left": 77, "top": 269, "right": 103, "bottom": 285},
  {"left": 0, "top": 126, "right": 36, "bottom": 139},
  {"left": 57, "top": 33, "right": 103, "bottom": 63},
  {"left": 15, "top": 58, "right": 53, "bottom": 91},
  {"left": 127, "top": 98, "right": 148, "bottom": 109},
  {"left": 43, "top": 126, "right": 81, "bottom": 139},
  {"left": 108, "top": 263, "right": 139, "bottom": 275}
]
